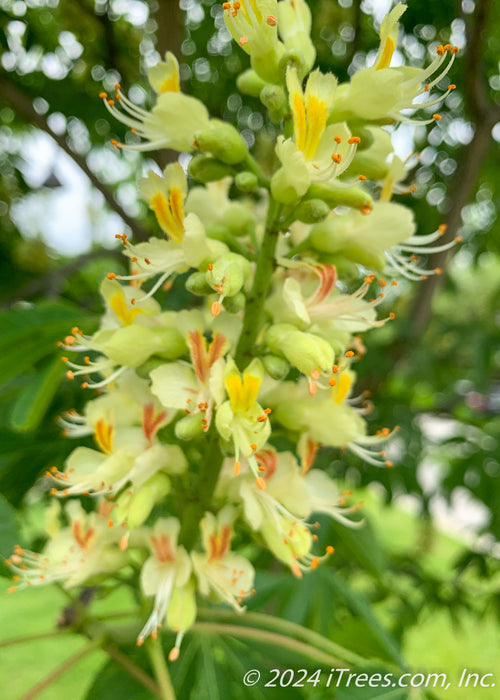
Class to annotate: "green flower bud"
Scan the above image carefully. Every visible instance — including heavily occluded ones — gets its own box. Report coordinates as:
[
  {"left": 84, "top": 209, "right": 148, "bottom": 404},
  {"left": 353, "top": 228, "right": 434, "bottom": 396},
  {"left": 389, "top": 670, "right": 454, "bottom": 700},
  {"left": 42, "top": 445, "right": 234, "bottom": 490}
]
[
  {"left": 293, "top": 198, "right": 331, "bottom": 224},
  {"left": 206, "top": 253, "right": 247, "bottom": 297},
  {"left": 185, "top": 270, "right": 213, "bottom": 296},
  {"left": 307, "top": 183, "right": 373, "bottom": 211},
  {"left": 223, "top": 291, "right": 245, "bottom": 313},
  {"left": 188, "top": 155, "right": 234, "bottom": 183},
  {"left": 115, "top": 473, "right": 171, "bottom": 529},
  {"left": 234, "top": 171, "right": 259, "bottom": 193},
  {"left": 266, "top": 323, "right": 334, "bottom": 376},
  {"left": 98, "top": 325, "right": 165, "bottom": 367},
  {"left": 222, "top": 203, "right": 256, "bottom": 238},
  {"left": 262, "top": 353, "right": 291, "bottom": 380},
  {"left": 236, "top": 68, "right": 268, "bottom": 97},
  {"left": 166, "top": 580, "right": 197, "bottom": 633},
  {"left": 260, "top": 84, "right": 286, "bottom": 112},
  {"left": 175, "top": 413, "right": 204, "bottom": 441},
  {"left": 309, "top": 202, "right": 415, "bottom": 271},
  {"left": 135, "top": 356, "right": 168, "bottom": 379},
  {"left": 194, "top": 119, "right": 248, "bottom": 165},
  {"left": 271, "top": 166, "right": 309, "bottom": 206},
  {"left": 152, "top": 326, "right": 188, "bottom": 360}
]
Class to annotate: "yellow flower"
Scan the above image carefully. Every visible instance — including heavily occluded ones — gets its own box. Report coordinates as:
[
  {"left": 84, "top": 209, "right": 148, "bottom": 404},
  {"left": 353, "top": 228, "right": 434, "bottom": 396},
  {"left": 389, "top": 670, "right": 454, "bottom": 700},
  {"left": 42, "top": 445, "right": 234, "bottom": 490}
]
[{"left": 139, "top": 164, "right": 187, "bottom": 243}]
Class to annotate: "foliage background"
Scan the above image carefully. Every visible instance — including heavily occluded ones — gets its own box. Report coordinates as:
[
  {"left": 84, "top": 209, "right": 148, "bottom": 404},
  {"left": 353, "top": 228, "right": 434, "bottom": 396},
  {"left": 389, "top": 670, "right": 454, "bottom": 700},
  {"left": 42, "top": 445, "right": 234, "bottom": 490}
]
[{"left": 0, "top": 0, "right": 499, "bottom": 698}]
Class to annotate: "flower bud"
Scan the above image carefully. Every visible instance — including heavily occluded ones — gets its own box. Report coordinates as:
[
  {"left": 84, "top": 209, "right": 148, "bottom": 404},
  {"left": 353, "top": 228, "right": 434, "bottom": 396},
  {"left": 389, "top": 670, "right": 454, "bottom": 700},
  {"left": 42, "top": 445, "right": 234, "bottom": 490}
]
[
  {"left": 98, "top": 325, "right": 165, "bottom": 367},
  {"left": 115, "top": 473, "right": 171, "bottom": 529},
  {"left": 265, "top": 324, "right": 334, "bottom": 376},
  {"left": 235, "top": 171, "right": 259, "bottom": 193},
  {"left": 222, "top": 203, "right": 256, "bottom": 238},
  {"left": 262, "top": 353, "right": 291, "bottom": 380},
  {"left": 307, "top": 183, "right": 373, "bottom": 211},
  {"left": 260, "top": 84, "right": 286, "bottom": 112},
  {"left": 194, "top": 119, "right": 248, "bottom": 165},
  {"left": 152, "top": 326, "right": 188, "bottom": 360},
  {"left": 166, "top": 579, "right": 197, "bottom": 633},
  {"left": 293, "top": 198, "right": 331, "bottom": 224},
  {"left": 222, "top": 291, "right": 245, "bottom": 313},
  {"left": 236, "top": 69, "right": 267, "bottom": 98},
  {"left": 185, "top": 271, "right": 213, "bottom": 296},
  {"left": 206, "top": 253, "right": 249, "bottom": 297},
  {"left": 188, "top": 155, "right": 235, "bottom": 183},
  {"left": 175, "top": 413, "right": 205, "bottom": 440}
]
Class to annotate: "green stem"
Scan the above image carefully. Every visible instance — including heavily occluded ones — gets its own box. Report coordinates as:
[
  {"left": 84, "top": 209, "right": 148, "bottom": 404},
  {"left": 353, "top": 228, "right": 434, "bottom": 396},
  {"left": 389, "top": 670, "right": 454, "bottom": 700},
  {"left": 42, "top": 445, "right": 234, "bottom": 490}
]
[
  {"left": 242, "top": 153, "right": 269, "bottom": 187},
  {"left": 193, "top": 621, "right": 349, "bottom": 669},
  {"left": 234, "top": 197, "right": 282, "bottom": 369},
  {"left": 102, "top": 642, "right": 162, "bottom": 696},
  {"left": 146, "top": 638, "right": 177, "bottom": 700},
  {"left": 20, "top": 637, "right": 102, "bottom": 700},
  {"left": 0, "top": 629, "right": 65, "bottom": 648},
  {"left": 196, "top": 609, "right": 369, "bottom": 669},
  {"left": 284, "top": 238, "right": 311, "bottom": 258},
  {"left": 178, "top": 430, "right": 223, "bottom": 549}
]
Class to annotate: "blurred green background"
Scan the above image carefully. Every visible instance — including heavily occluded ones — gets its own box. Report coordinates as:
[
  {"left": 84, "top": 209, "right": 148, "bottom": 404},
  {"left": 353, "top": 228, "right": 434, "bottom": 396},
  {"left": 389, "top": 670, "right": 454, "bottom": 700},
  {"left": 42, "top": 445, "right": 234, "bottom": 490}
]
[{"left": 0, "top": 0, "right": 499, "bottom": 698}]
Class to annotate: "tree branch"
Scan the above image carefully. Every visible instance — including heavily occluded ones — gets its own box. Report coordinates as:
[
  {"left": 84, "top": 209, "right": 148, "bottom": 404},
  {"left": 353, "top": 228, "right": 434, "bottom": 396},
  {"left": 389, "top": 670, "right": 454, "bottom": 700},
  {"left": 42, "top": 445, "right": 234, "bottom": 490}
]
[
  {"left": 2, "top": 248, "right": 122, "bottom": 306},
  {"left": 409, "top": 1, "right": 497, "bottom": 335},
  {"left": 0, "top": 75, "right": 150, "bottom": 242}
]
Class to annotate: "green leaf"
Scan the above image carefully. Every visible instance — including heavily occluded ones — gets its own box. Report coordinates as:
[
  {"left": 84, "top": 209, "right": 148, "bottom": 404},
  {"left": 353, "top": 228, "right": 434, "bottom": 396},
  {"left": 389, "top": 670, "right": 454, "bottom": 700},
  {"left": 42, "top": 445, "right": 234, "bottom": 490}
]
[
  {"left": 10, "top": 355, "right": 64, "bottom": 432},
  {"left": 0, "top": 302, "right": 96, "bottom": 384},
  {"left": 0, "top": 493, "right": 21, "bottom": 577},
  {"left": 84, "top": 653, "right": 152, "bottom": 700}
]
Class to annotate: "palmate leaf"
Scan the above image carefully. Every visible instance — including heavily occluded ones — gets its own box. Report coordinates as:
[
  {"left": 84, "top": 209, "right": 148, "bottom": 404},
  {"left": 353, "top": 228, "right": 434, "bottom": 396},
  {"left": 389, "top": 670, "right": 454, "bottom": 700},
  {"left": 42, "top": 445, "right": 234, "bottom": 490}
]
[
  {"left": 0, "top": 300, "right": 97, "bottom": 385},
  {"left": 0, "top": 493, "right": 20, "bottom": 577},
  {"left": 9, "top": 355, "right": 64, "bottom": 432}
]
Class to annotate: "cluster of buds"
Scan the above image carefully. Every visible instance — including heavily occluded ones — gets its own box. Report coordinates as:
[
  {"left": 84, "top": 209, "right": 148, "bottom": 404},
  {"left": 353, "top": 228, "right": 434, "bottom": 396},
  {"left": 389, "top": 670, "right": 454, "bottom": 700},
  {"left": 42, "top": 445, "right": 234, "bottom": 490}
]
[{"left": 7, "top": 3, "right": 458, "bottom": 661}]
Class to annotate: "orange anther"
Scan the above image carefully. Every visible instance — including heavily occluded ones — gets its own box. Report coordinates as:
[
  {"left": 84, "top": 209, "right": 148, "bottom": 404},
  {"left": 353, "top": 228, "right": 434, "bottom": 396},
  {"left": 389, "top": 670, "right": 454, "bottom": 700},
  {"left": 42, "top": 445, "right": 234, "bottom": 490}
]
[
  {"left": 424, "top": 84, "right": 429, "bottom": 92},
  {"left": 358, "top": 174, "right": 366, "bottom": 181},
  {"left": 443, "top": 44, "right": 452, "bottom": 51},
  {"left": 433, "top": 114, "right": 442, "bottom": 121},
  {"left": 434, "top": 267, "right": 442, "bottom": 275},
  {"left": 107, "top": 272, "right": 116, "bottom": 280},
  {"left": 234, "top": 460, "right": 241, "bottom": 476},
  {"left": 329, "top": 378, "right": 337, "bottom": 386},
  {"left": 348, "top": 136, "right": 361, "bottom": 144},
  {"left": 360, "top": 204, "right": 372, "bottom": 216},
  {"left": 331, "top": 153, "right": 342, "bottom": 164},
  {"left": 108, "top": 519, "right": 113, "bottom": 527},
  {"left": 436, "top": 45, "right": 445, "bottom": 56},
  {"left": 114, "top": 83, "right": 121, "bottom": 89},
  {"left": 264, "top": 407, "right": 272, "bottom": 414},
  {"left": 256, "top": 477, "right": 266, "bottom": 490},
  {"left": 311, "top": 556, "right": 319, "bottom": 570},
  {"left": 222, "top": 2, "right": 230, "bottom": 8},
  {"left": 99, "top": 92, "right": 107, "bottom": 99},
  {"left": 389, "top": 312, "right": 395, "bottom": 320},
  {"left": 391, "top": 280, "right": 398, "bottom": 286},
  {"left": 345, "top": 350, "right": 354, "bottom": 358},
  {"left": 266, "top": 14, "right": 277, "bottom": 25},
  {"left": 239, "top": 36, "right": 248, "bottom": 46},
  {"left": 107, "top": 99, "right": 115, "bottom": 106},
  {"left": 451, "top": 46, "right": 459, "bottom": 54},
  {"left": 208, "top": 263, "right": 213, "bottom": 270},
  {"left": 332, "top": 364, "right": 338, "bottom": 373},
  {"left": 211, "top": 301, "right": 221, "bottom": 317},
  {"left": 250, "top": 443, "right": 257, "bottom": 451},
  {"left": 326, "top": 545, "right": 335, "bottom": 554},
  {"left": 385, "top": 460, "right": 394, "bottom": 468},
  {"left": 334, "top": 135, "right": 341, "bottom": 144},
  {"left": 66, "top": 370, "right": 74, "bottom": 380},
  {"left": 448, "top": 83, "right": 456, "bottom": 90}
]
